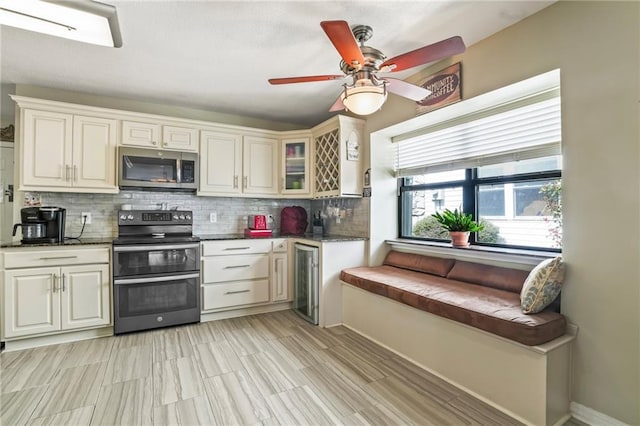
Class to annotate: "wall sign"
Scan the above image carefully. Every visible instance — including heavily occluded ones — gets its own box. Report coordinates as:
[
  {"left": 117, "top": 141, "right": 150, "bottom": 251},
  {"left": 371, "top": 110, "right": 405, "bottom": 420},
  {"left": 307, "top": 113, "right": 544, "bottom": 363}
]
[{"left": 416, "top": 62, "right": 462, "bottom": 115}]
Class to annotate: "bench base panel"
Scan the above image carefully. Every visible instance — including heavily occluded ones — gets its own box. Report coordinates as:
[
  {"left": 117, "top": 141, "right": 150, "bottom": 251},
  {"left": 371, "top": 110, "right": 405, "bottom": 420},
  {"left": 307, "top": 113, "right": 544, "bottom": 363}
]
[{"left": 342, "top": 283, "right": 574, "bottom": 426}]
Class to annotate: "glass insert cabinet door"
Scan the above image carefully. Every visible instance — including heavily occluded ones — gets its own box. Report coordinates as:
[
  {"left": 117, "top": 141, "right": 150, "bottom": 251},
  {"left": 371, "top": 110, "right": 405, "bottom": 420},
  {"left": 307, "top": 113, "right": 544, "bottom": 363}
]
[{"left": 282, "top": 138, "right": 310, "bottom": 193}]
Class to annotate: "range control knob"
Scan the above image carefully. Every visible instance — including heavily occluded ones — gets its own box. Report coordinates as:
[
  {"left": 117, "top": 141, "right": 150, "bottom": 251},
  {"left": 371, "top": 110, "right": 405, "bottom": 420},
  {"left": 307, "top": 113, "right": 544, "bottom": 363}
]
[
  {"left": 179, "top": 214, "right": 185, "bottom": 220},
  {"left": 173, "top": 215, "right": 179, "bottom": 220},
  {"left": 185, "top": 214, "right": 192, "bottom": 220},
  {"left": 127, "top": 214, "right": 134, "bottom": 220},
  {"left": 119, "top": 214, "right": 127, "bottom": 220}
]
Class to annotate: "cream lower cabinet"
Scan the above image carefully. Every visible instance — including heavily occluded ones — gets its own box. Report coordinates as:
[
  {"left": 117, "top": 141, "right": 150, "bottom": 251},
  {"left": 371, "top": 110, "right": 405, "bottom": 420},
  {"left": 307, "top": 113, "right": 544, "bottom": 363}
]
[
  {"left": 2, "top": 246, "right": 111, "bottom": 340},
  {"left": 201, "top": 239, "right": 290, "bottom": 313},
  {"left": 271, "top": 239, "right": 289, "bottom": 302}
]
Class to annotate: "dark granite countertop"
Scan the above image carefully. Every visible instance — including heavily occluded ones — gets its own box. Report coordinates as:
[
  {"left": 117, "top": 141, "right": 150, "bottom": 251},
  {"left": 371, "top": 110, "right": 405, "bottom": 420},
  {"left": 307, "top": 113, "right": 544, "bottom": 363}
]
[
  {"left": 1, "top": 234, "right": 367, "bottom": 249},
  {"left": 196, "top": 233, "right": 367, "bottom": 243},
  {"left": 1, "top": 237, "right": 114, "bottom": 249}
]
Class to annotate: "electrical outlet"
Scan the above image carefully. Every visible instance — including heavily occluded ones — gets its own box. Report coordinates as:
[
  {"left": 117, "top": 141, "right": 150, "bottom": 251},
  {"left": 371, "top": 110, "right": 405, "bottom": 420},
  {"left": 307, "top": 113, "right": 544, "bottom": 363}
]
[
  {"left": 81, "top": 212, "right": 92, "bottom": 224},
  {"left": 209, "top": 212, "right": 217, "bottom": 223}
]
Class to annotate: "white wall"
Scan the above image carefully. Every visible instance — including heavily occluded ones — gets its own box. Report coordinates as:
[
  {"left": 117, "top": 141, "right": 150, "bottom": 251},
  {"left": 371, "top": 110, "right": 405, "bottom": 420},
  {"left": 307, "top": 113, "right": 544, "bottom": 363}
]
[{"left": 366, "top": 2, "right": 640, "bottom": 424}]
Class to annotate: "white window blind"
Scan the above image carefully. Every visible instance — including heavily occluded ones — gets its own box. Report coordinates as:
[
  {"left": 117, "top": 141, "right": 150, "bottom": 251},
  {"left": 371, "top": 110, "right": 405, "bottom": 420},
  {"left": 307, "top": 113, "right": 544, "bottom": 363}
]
[{"left": 394, "top": 87, "right": 561, "bottom": 177}]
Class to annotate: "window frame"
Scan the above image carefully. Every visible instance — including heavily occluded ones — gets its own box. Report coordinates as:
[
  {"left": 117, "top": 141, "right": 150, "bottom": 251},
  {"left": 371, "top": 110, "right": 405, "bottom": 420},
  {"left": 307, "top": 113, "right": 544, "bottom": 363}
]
[{"left": 398, "top": 168, "right": 562, "bottom": 252}]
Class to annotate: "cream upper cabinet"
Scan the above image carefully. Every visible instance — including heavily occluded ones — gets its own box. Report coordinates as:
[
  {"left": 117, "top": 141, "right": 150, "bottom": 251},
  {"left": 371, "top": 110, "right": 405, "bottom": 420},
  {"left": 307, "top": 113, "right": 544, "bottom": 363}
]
[
  {"left": 122, "top": 121, "right": 160, "bottom": 148},
  {"left": 21, "top": 109, "right": 73, "bottom": 188},
  {"left": 73, "top": 115, "right": 118, "bottom": 190},
  {"left": 280, "top": 136, "right": 311, "bottom": 197},
  {"left": 163, "top": 125, "right": 198, "bottom": 151},
  {"left": 199, "top": 131, "right": 278, "bottom": 197},
  {"left": 122, "top": 121, "right": 198, "bottom": 151},
  {"left": 199, "top": 130, "right": 242, "bottom": 195},
  {"left": 312, "top": 115, "right": 364, "bottom": 199},
  {"left": 243, "top": 135, "right": 278, "bottom": 195},
  {"left": 20, "top": 109, "right": 117, "bottom": 193}
]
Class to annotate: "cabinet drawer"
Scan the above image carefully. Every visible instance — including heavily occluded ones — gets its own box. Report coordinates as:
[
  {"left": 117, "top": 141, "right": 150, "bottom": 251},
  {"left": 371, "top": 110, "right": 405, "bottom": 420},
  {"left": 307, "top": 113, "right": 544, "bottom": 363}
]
[
  {"left": 202, "top": 279, "right": 269, "bottom": 310},
  {"left": 202, "top": 254, "right": 268, "bottom": 283},
  {"left": 3, "top": 247, "right": 110, "bottom": 269},
  {"left": 202, "top": 240, "right": 271, "bottom": 256}
]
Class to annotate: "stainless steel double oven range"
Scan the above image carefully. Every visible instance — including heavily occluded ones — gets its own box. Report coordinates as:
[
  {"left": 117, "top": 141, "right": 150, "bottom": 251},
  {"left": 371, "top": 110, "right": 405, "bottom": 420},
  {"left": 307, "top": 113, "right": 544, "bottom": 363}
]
[{"left": 112, "top": 210, "right": 200, "bottom": 334}]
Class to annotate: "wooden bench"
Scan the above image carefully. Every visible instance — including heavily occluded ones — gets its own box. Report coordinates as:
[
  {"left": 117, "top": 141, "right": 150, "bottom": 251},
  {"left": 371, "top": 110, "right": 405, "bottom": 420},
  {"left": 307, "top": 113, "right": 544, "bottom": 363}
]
[{"left": 340, "top": 250, "right": 576, "bottom": 425}]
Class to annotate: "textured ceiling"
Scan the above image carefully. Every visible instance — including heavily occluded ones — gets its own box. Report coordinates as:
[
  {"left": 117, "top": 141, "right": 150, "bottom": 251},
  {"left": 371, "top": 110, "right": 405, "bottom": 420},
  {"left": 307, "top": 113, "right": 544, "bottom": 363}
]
[{"left": 0, "top": 1, "right": 554, "bottom": 127}]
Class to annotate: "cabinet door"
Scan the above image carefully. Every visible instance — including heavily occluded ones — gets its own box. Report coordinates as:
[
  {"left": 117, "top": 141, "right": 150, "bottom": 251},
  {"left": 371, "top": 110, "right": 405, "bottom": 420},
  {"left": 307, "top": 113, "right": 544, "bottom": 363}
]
[
  {"left": 199, "top": 131, "right": 242, "bottom": 194},
  {"left": 122, "top": 121, "right": 161, "bottom": 148},
  {"left": 243, "top": 136, "right": 278, "bottom": 195},
  {"left": 163, "top": 125, "right": 198, "bottom": 151},
  {"left": 271, "top": 252, "right": 289, "bottom": 302},
  {"left": 3, "top": 268, "right": 61, "bottom": 338},
  {"left": 73, "top": 115, "right": 118, "bottom": 191},
  {"left": 281, "top": 138, "right": 311, "bottom": 196},
  {"left": 21, "top": 109, "right": 73, "bottom": 188},
  {"left": 60, "top": 264, "right": 110, "bottom": 330}
]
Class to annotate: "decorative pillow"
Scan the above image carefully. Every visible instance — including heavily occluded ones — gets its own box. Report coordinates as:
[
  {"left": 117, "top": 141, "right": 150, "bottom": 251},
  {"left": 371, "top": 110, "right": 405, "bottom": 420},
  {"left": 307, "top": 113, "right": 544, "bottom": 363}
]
[{"left": 520, "top": 257, "right": 565, "bottom": 314}]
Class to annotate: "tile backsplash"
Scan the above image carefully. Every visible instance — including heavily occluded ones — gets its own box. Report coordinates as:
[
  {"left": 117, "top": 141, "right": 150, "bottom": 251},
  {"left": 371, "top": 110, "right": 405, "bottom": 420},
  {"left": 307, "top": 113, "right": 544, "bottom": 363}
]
[
  {"left": 24, "top": 191, "right": 370, "bottom": 239},
  {"left": 33, "top": 191, "right": 312, "bottom": 239}
]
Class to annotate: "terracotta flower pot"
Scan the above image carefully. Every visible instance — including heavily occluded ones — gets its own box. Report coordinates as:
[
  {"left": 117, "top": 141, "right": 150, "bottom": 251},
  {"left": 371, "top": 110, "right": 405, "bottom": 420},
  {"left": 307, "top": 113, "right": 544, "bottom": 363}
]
[{"left": 450, "top": 231, "right": 470, "bottom": 248}]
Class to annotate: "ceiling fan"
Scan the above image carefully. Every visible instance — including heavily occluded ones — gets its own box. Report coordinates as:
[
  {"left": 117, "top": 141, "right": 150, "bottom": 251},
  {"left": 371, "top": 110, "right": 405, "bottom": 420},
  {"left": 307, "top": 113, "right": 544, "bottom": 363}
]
[{"left": 268, "top": 20, "right": 465, "bottom": 116}]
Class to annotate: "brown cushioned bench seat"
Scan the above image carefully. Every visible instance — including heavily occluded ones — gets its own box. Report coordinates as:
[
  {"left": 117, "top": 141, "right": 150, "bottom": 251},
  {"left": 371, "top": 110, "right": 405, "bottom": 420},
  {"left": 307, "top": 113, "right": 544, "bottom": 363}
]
[{"left": 340, "top": 251, "right": 566, "bottom": 346}]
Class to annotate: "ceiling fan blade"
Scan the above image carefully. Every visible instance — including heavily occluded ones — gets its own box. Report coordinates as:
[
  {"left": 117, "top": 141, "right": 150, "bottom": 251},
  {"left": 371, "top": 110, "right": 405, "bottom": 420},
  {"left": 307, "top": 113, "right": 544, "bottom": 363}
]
[
  {"left": 268, "top": 75, "right": 344, "bottom": 85},
  {"left": 383, "top": 78, "right": 431, "bottom": 101},
  {"left": 380, "top": 36, "right": 466, "bottom": 73},
  {"left": 320, "top": 20, "right": 366, "bottom": 69},
  {"left": 329, "top": 95, "right": 345, "bottom": 112}
]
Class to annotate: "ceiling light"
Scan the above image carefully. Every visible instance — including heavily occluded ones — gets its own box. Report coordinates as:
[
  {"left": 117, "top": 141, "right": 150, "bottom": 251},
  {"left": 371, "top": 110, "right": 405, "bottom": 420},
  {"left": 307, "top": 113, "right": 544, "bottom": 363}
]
[
  {"left": 0, "top": 0, "right": 122, "bottom": 47},
  {"left": 341, "top": 77, "right": 388, "bottom": 116}
]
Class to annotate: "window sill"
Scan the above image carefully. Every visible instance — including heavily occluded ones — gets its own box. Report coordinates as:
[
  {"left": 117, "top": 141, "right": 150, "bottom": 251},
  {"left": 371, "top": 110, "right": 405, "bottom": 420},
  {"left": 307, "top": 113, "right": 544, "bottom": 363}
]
[{"left": 386, "top": 238, "right": 558, "bottom": 268}]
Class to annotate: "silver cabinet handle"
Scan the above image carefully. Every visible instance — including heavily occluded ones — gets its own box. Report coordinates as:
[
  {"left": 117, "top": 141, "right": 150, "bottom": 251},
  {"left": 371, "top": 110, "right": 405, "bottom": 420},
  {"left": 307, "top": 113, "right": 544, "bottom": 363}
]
[
  {"left": 65, "top": 165, "right": 71, "bottom": 181},
  {"left": 223, "top": 265, "right": 250, "bottom": 269},
  {"left": 40, "top": 256, "right": 78, "bottom": 260},
  {"left": 233, "top": 175, "right": 238, "bottom": 188},
  {"left": 62, "top": 273, "right": 66, "bottom": 292},
  {"left": 114, "top": 243, "right": 199, "bottom": 252},
  {"left": 225, "top": 289, "right": 250, "bottom": 295},
  {"left": 73, "top": 165, "right": 78, "bottom": 182},
  {"left": 52, "top": 273, "right": 58, "bottom": 293},
  {"left": 243, "top": 176, "right": 248, "bottom": 188},
  {"left": 114, "top": 273, "right": 200, "bottom": 285},
  {"left": 223, "top": 247, "right": 250, "bottom": 251},
  {"left": 281, "top": 177, "right": 285, "bottom": 192}
]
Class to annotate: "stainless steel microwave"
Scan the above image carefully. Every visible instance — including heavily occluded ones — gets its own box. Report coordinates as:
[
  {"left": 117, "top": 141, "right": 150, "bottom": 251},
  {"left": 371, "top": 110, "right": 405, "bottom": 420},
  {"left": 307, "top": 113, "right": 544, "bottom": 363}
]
[{"left": 118, "top": 147, "right": 198, "bottom": 191}]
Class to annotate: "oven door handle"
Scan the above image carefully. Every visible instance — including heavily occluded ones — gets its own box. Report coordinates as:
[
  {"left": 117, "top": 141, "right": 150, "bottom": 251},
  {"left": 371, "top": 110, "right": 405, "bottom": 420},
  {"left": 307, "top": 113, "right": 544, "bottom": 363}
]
[
  {"left": 113, "top": 243, "right": 199, "bottom": 252},
  {"left": 114, "top": 273, "right": 200, "bottom": 285}
]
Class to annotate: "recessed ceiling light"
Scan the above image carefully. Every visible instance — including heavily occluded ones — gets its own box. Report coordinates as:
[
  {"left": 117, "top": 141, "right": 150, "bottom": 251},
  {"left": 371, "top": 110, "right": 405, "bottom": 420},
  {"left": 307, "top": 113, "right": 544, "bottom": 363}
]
[{"left": 0, "top": 0, "right": 122, "bottom": 47}]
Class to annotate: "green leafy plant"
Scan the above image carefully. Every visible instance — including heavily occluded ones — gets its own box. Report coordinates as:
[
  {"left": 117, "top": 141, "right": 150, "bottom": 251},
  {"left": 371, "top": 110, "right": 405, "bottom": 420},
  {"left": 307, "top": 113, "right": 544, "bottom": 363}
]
[
  {"left": 540, "top": 180, "right": 562, "bottom": 247},
  {"left": 431, "top": 208, "right": 484, "bottom": 233},
  {"left": 414, "top": 216, "right": 501, "bottom": 242}
]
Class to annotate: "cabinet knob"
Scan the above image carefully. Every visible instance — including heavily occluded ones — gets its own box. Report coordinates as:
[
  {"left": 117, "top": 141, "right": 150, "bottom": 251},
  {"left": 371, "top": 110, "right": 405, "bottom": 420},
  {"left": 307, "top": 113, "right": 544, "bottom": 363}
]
[{"left": 152, "top": 141, "right": 157, "bottom": 145}]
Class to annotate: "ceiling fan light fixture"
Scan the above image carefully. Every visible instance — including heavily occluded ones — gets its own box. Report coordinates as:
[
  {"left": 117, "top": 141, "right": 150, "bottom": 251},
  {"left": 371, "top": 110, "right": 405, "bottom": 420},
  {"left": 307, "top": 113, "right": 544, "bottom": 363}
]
[
  {"left": 341, "top": 81, "right": 387, "bottom": 116},
  {"left": 0, "top": 0, "right": 123, "bottom": 47}
]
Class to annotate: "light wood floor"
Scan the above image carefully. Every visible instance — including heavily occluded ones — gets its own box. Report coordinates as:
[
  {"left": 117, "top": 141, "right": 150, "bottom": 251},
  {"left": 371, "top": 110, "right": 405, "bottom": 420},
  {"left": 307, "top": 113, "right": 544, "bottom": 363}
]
[{"left": 1, "top": 310, "right": 524, "bottom": 425}]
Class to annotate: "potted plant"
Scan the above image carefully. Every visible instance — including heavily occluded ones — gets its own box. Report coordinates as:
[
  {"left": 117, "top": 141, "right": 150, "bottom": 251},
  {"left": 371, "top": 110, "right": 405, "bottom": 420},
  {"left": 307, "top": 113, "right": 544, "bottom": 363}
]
[{"left": 431, "top": 208, "right": 484, "bottom": 248}]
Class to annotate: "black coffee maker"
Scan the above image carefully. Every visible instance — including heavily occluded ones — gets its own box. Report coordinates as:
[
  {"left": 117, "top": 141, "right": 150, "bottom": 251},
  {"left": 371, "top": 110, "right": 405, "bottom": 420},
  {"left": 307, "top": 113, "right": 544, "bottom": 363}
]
[{"left": 12, "top": 207, "right": 66, "bottom": 244}]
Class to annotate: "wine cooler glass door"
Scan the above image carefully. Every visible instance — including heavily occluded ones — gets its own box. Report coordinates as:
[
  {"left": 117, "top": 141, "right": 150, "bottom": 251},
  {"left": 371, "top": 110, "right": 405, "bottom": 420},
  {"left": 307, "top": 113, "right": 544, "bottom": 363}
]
[{"left": 293, "top": 243, "right": 319, "bottom": 324}]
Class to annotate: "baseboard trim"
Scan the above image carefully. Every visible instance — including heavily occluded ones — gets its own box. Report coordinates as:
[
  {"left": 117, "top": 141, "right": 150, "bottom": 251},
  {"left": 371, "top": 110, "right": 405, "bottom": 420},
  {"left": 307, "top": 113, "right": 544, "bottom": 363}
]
[{"left": 570, "top": 402, "right": 628, "bottom": 426}]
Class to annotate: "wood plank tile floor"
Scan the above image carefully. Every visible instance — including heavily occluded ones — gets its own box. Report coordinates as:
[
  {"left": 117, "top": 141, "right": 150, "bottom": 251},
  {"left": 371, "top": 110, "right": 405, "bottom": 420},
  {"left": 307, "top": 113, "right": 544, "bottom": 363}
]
[{"left": 1, "top": 310, "right": 524, "bottom": 426}]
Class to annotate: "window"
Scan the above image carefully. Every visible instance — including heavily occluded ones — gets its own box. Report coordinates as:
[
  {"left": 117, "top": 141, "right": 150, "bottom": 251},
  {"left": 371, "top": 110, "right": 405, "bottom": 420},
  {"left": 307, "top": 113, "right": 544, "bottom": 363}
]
[
  {"left": 394, "top": 70, "right": 562, "bottom": 251},
  {"left": 399, "top": 156, "right": 562, "bottom": 250}
]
